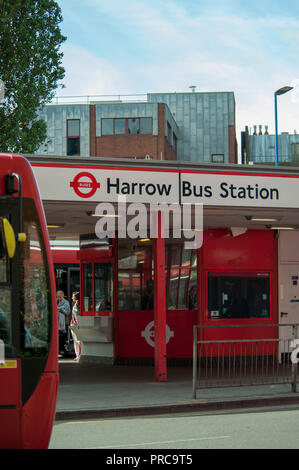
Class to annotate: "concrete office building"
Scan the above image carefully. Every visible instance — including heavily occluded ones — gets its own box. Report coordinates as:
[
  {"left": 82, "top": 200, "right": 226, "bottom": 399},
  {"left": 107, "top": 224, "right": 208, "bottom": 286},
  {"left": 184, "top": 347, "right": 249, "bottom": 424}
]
[{"left": 35, "top": 91, "right": 237, "bottom": 164}]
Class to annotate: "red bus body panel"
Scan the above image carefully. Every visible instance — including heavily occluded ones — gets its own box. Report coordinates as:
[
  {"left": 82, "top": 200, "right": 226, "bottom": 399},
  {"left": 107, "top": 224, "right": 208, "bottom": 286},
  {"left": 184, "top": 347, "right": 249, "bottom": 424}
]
[
  {"left": 51, "top": 248, "right": 79, "bottom": 264},
  {"left": 0, "top": 154, "right": 58, "bottom": 449}
]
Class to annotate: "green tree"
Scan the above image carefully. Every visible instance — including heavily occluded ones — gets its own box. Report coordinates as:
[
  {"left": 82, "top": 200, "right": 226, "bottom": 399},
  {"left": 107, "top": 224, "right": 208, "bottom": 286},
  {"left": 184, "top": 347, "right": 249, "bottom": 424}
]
[{"left": 0, "top": 0, "right": 66, "bottom": 153}]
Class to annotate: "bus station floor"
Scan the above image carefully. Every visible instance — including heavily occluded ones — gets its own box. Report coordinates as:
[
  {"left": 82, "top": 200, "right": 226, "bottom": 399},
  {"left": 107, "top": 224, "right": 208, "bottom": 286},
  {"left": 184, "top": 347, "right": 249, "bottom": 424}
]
[{"left": 55, "top": 359, "right": 299, "bottom": 421}]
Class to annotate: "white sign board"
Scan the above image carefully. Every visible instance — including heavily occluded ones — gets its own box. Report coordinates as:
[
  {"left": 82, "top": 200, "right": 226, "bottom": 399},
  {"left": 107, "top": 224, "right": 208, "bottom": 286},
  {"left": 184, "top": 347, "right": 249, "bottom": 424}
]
[
  {"left": 32, "top": 165, "right": 179, "bottom": 204},
  {"left": 181, "top": 171, "right": 299, "bottom": 208},
  {"left": 32, "top": 164, "right": 299, "bottom": 209}
]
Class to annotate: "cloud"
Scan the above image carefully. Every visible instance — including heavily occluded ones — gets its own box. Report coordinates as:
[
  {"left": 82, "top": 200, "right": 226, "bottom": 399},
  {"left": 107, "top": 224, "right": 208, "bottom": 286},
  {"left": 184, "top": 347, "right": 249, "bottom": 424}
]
[
  {"left": 57, "top": 44, "right": 127, "bottom": 96},
  {"left": 57, "top": 0, "right": 299, "bottom": 156}
]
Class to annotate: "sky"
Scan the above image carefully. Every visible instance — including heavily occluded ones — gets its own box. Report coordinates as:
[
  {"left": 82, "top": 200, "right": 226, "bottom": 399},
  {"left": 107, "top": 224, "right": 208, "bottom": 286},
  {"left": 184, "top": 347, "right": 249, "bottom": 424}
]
[{"left": 57, "top": 0, "right": 299, "bottom": 156}]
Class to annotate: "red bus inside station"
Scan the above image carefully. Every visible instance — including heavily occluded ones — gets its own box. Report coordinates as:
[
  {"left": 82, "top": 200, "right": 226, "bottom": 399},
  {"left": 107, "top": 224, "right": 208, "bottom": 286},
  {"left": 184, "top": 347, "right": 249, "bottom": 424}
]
[{"left": 28, "top": 156, "right": 299, "bottom": 381}]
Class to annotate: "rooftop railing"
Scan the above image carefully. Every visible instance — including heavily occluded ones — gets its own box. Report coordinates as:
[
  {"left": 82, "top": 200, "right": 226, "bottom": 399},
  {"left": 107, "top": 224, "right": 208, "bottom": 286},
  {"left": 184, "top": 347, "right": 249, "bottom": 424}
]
[{"left": 51, "top": 93, "right": 148, "bottom": 105}]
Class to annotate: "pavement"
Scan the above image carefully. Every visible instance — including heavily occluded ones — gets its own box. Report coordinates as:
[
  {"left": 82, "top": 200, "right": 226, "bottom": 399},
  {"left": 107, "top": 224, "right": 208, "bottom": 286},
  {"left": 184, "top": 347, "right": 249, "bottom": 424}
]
[{"left": 55, "top": 359, "right": 299, "bottom": 421}]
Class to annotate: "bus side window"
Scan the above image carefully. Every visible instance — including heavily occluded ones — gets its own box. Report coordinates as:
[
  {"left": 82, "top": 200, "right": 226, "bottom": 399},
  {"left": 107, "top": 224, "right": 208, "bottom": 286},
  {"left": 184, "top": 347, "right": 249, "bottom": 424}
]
[
  {"left": 20, "top": 199, "right": 51, "bottom": 353},
  {"left": 0, "top": 218, "right": 12, "bottom": 344},
  {"left": 0, "top": 287, "right": 11, "bottom": 344}
]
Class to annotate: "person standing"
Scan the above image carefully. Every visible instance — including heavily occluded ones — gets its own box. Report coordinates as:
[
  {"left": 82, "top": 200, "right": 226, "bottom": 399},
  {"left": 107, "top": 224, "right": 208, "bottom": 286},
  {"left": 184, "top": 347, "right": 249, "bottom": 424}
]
[
  {"left": 70, "top": 291, "right": 81, "bottom": 360},
  {"left": 57, "top": 290, "right": 71, "bottom": 355}
]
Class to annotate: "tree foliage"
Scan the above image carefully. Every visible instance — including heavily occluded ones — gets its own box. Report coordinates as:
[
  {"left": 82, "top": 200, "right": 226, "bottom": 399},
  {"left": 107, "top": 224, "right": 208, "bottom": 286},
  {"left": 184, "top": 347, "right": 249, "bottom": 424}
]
[{"left": 0, "top": 0, "right": 66, "bottom": 152}]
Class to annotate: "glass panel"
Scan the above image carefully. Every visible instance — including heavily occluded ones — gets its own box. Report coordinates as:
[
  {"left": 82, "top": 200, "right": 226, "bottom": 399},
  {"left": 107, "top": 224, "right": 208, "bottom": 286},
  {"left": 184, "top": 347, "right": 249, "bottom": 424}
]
[
  {"left": 181, "top": 248, "right": 192, "bottom": 269},
  {"left": 178, "top": 275, "right": 188, "bottom": 308},
  {"left": 67, "top": 137, "right": 80, "bottom": 156},
  {"left": 102, "top": 118, "right": 114, "bottom": 135},
  {"left": 173, "top": 133, "right": 177, "bottom": 151},
  {"left": 167, "top": 122, "right": 172, "bottom": 142},
  {"left": 128, "top": 118, "right": 139, "bottom": 134},
  {"left": 83, "top": 263, "right": 93, "bottom": 312},
  {"left": 0, "top": 258, "right": 8, "bottom": 283},
  {"left": 172, "top": 246, "right": 181, "bottom": 266},
  {"left": 188, "top": 280, "right": 197, "bottom": 310},
  {"left": 55, "top": 267, "right": 68, "bottom": 297},
  {"left": 212, "top": 154, "right": 224, "bottom": 163},
  {"left": 166, "top": 245, "right": 197, "bottom": 310},
  {"left": 69, "top": 268, "right": 80, "bottom": 301},
  {"left": 140, "top": 118, "right": 152, "bottom": 134},
  {"left": 208, "top": 274, "right": 270, "bottom": 319},
  {"left": 118, "top": 254, "right": 137, "bottom": 270},
  {"left": 114, "top": 118, "right": 126, "bottom": 135},
  {"left": 168, "top": 270, "right": 178, "bottom": 309},
  {"left": 0, "top": 217, "right": 12, "bottom": 346},
  {"left": 20, "top": 199, "right": 51, "bottom": 352},
  {"left": 141, "top": 278, "right": 154, "bottom": 310},
  {"left": 95, "top": 263, "right": 113, "bottom": 312},
  {"left": 118, "top": 243, "right": 153, "bottom": 310},
  {"left": 0, "top": 286, "right": 11, "bottom": 344},
  {"left": 67, "top": 119, "right": 80, "bottom": 137}
]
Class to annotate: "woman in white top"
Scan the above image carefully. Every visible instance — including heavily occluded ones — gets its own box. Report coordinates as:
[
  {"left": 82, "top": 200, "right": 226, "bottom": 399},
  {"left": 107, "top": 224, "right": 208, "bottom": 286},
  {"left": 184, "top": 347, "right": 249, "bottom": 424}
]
[{"left": 70, "top": 291, "right": 81, "bottom": 360}]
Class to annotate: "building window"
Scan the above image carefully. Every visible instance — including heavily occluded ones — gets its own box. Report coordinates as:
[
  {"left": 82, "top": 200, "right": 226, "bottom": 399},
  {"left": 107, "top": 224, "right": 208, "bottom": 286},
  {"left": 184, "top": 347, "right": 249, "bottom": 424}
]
[
  {"left": 140, "top": 118, "right": 152, "bottom": 134},
  {"left": 67, "top": 119, "right": 80, "bottom": 156},
  {"left": 173, "top": 133, "right": 177, "bottom": 152},
  {"left": 128, "top": 118, "right": 139, "bottom": 134},
  {"left": 101, "top": 118, "right": 114, "bottom": 135},
  {"left": 211, "top": 154, "right": 224, "bottom": 163},
  {"left": 292, "top": 143, "right": 299, "bottom": 159},
  {"left": 114, "top": 118, "right": 126, "bottom": 135},
  {"left": 208, "top": 272, "right": 270, "bottom": 319},
  {"left": 167, "top": 121, "right": 172, "bottom": 143},
  {"left": 101, "top": 118, "right": 153, "bottom": 136}
]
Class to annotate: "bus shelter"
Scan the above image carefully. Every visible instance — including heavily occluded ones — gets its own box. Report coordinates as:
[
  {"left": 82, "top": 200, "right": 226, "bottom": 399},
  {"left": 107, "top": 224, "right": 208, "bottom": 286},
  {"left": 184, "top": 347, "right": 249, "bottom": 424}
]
[{"left": 28, "top": 155, "right": 299, "bottom": 381}]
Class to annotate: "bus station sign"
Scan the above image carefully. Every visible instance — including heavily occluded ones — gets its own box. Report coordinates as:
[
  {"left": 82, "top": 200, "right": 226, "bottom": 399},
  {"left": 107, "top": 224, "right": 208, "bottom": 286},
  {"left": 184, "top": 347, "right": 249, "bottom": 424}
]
[{"left": 32, "top": 163, "right": 299, "bottom": 209}]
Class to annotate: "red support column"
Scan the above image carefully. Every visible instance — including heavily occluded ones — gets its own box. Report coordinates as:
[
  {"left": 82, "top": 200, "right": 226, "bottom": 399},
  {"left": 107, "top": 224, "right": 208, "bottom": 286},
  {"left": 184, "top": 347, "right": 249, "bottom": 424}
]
[{"left": 153, "top": 211, "right": 167, "bottom": 382}]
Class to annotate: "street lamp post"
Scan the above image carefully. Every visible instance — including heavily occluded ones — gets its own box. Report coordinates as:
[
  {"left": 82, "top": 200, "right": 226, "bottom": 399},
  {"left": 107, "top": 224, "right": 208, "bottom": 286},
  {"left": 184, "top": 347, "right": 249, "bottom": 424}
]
[{"left": 274, "top": 86, "right": 293, "bottom": 166}]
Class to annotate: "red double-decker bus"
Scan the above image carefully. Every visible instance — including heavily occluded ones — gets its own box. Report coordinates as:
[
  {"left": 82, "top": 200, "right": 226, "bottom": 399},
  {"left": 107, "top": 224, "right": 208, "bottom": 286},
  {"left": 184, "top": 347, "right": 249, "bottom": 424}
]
[{"left": 0, "top": 153, "right": 58, "bottom": 449}]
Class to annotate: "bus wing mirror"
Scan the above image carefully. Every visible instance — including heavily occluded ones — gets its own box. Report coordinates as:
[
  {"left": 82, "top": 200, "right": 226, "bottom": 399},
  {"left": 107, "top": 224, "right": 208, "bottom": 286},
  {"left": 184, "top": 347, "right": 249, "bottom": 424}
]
[{"left": 0, "top": 217, "right": 16, "bottom": 259}]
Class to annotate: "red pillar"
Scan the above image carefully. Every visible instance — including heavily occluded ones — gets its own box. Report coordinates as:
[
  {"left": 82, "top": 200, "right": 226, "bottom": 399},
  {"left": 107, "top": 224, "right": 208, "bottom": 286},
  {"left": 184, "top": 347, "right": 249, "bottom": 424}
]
[{"left": 153, "top": 211, "right": 167, "bottom": 382}]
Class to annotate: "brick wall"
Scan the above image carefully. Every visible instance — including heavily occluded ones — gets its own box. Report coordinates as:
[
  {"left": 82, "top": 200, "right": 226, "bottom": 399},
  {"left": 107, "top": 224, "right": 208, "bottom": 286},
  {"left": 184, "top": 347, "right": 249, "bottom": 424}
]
[{"left": 90, "top": 102, "right": 177, "bottom": 161}]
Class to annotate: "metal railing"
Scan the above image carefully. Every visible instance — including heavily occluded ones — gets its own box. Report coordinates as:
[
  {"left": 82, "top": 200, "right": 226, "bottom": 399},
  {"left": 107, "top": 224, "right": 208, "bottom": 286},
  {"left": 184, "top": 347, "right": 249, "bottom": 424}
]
[
  {"left": 51, "top": 93, "right": 148, "bottom": 105},
  {"left": 192, "top": 323, "right": 299, "bottom": 399}
]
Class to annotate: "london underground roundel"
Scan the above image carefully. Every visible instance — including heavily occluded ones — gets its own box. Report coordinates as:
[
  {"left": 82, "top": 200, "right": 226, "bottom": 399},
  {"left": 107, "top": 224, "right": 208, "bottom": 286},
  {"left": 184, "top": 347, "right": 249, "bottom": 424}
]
[
  {"left": 70, "top": 172, "right": 100, "bottom": 198},
  {"left": 141, "top": 321, "right": 174, "bottom": 348}
]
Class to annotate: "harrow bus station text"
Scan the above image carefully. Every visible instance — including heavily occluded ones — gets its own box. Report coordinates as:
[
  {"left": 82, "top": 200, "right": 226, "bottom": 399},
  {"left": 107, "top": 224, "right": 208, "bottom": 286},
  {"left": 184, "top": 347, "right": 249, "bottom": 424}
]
[{"left": 106, "top": 178, "right": 280, "bottom": 201}]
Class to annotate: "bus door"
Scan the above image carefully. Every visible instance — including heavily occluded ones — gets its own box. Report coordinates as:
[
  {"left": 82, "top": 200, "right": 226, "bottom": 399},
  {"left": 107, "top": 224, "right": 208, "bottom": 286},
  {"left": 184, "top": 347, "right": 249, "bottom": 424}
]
[
  {"left": 79, "top": 240, "right": 115, "bottom": 351},
  {"left": 68, "top": 266, "right": 80, "bottom": 301},
  {"left": 55, "top": 264, "right": 80, "bottom": 301},
  {"left": 0, "top": 198, "right": 21, "bottom": 446},
  {"left": 82, "top": 260, "right": 113, "bottom": 317}
]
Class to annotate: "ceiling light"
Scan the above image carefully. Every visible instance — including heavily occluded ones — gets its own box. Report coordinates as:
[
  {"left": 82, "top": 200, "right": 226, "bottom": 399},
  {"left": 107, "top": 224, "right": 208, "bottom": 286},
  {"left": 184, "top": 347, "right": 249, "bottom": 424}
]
[
  {"left": 180, "top": 228, "right": 203, "bottom": 232},
  {"left": 245, "top": 216, "right": 279, "bottom": 222},
  {"left": 139, "top": 238, "right": 150, "bottom": 242},
  {"left": 47, "top": 224, "right": 64, "bottom": 228},
  {"left": 251, "top": 218, "right": 279, "bottom": 222},
  {"left": 91, "top": 213, "right": 121, "bottom": 217},
  {"left": 270, "top": 226, "right": 295, "bottom": 230}
]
